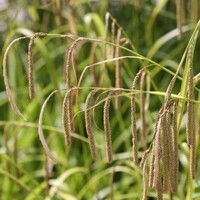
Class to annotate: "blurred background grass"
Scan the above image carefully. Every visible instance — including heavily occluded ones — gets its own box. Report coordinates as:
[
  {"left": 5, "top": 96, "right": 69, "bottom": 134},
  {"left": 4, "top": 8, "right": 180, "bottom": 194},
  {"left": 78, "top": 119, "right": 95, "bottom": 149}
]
[{"left": 0, "top": 0, "right": 200, "bottom": 199}]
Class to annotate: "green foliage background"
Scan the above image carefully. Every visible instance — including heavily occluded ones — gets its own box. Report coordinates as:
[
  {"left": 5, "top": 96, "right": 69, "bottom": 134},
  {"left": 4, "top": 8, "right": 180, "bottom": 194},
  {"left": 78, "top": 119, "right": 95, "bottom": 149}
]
[{"left": 0, "top": 1, "right": 200, "bottom": 199}]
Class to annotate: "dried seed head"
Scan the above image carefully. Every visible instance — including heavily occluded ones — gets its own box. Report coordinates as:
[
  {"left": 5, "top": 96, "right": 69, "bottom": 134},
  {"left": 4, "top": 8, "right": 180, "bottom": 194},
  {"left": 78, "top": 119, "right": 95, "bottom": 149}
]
[
  {"left": 152, "top": 117, "right": 162, "bottom": 188},
  {"left": 157, "top": 169, "right": 163, "bottom": 200},
  {"left": 103, "top": 90, "right": 121, "bottom": 163},
  {"left": 28, "top": 32, "right": 47, "bottom": 99},
  {"left": 38, "top": 91, "right": 57, "bottom": 164},
  {"left": 149, "top": 150, "right": 155, "bottom": 189},
  {"left": 111, "top": 19, "right": 116, "bottom": 57},
  {"left": 115, "top": 28, "right": 122, "bottom": 109},
  {"left": 171, "top": 100, "right": 179, "bottom": 192},
  {"left": 140, "top": 149, "right": 149, "bottom": 168},
  {"left": 62, "top": 89, "right": 75, "bottom": 145},
  {"left": 142, "top": 156, "right": 148, "bottom": 200},
  {"left": 103, "top": 12, "right": 110, "bottom": 70},
  {"left": 131, "top": 68, "right": 145, "bottom": 165},
  {"left": 186, "top": 44, "right": 196, "bottom": 179},
  {"left": 140, "top": 71, "right": 146, "bottom": 148},
  {"left": 104, "top": 91, "right": 114, "bottom": 163},
  {"left": 65, "top": 38, "right": 84, "bottom": 89},
  {"left": 3, "top": 37, "right": 28, "bottom": 120},
  {"left": 161, "top": 113, "right": 170, "bottom": 192},
  {"left": 186, "top": 61, "right": 195, "bottom": 145},
  {"left": 190, "top": 142, "right": 196, "bottom": 179},
  {"left": 85, "top": 89, "right": 100, "bottom": 160}
]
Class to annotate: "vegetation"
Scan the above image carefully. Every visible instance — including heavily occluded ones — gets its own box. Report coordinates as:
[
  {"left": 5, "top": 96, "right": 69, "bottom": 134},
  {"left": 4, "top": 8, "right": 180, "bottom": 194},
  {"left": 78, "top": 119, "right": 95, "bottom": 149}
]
[{"left": 1, "top": 1, "right": 200, "bottom": 199}]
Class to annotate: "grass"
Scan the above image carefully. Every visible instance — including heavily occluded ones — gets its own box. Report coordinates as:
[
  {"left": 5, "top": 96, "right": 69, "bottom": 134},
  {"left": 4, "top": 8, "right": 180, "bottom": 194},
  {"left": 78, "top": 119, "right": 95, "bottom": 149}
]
[{"left": 1, "top": 1, "right": 200, "bottom": 199}]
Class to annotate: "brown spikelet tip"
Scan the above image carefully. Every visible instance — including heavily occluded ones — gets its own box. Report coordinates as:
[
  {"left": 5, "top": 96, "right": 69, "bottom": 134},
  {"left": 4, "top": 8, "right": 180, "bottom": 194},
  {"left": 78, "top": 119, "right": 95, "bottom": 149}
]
[
  {"left": 85, "top": 89, "right": 99, "bottom": 160},
  {"left": 28, "top": 32, "right": 47, "bottom": 99}
]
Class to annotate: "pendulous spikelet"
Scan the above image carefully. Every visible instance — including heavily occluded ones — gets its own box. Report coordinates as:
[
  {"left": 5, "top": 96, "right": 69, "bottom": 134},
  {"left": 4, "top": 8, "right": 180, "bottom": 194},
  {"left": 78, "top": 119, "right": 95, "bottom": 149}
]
[
  {"left": 38, "top": 90, "right": 57, "bottom": 163},
  {"left": 85, "top": 89, "right": 100, "bottom": 160},
  {"left": 3, "top": 37, "right": 28, "bottom": 120},
  {"left": 65, "top": 37, "right": 84, "bottom": 89},
  {"left": 171, "top": 100, "right": 179, "bottom": 192},
  {"left": 142, "top": 156, "right": 148, "bottom": 200},
  {"left": 103, "top": 91, "right": 114, "bottom": 163},
  {"left": 64, "top": 38, "right": 84, "bottom": 132},
  {"left": 149, "top": 150, "right": 155, "bottom": 189},
  {"left": 103, "top": 12, "right": 110, "bottom": 69},
  {"left": 186, "top": 48, "right": 195, "bottom": 146},
  {"left": 152, "top": 108, "right": 163, "bottom": 189},
  {"left": 140, "top": 149, "right": 149, "bottom": 169},
  {"left": 190, "top": 138, "right": 196, "bottom": 179},
  {"left": 161, "top": 112, "right": 170, "bottom": 192},
  {"left": 131, "top": 69, "right": 144, "bottom": 165},
  {"left": 28, "top": 32, "right": 47, "bottom": 99},
  {"left": 115, "top": 28, "right": 122, "bottom": 109},
  {"left": 157, "top": 168, "right": 163, "bottom": 200},
  {"left": 111, "top": 19, "right": 116, "bottom": 58},
  {"left": 140, "top": 71, "right": 146, "bottom": 148},
  {"left": 62, "top": 89, "right": 75, "bottom": 145},
  {"left": 186, "top": 44, "right": 196, "bottom": 179}
]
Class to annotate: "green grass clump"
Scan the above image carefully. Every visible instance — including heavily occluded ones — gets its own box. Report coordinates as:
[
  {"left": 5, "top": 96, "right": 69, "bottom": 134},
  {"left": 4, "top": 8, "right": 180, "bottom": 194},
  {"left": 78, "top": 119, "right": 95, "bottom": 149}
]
[{"left": 1, "top": 1, "right": 200, "bottom": 199}]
